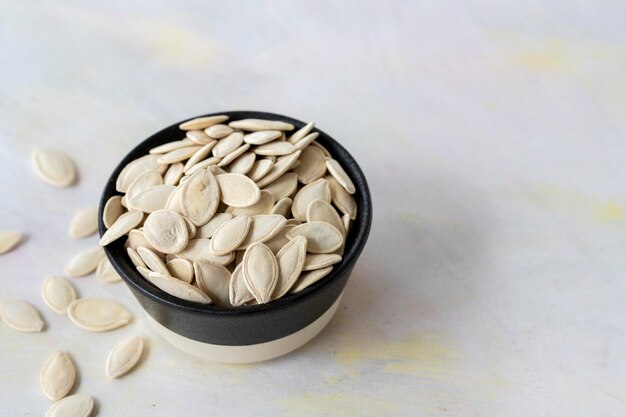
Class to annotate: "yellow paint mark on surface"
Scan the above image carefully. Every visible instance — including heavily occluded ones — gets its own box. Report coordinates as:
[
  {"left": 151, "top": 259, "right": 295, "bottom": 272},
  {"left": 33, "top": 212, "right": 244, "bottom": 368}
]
[
  {"left": 336, "top": 329, "right": 459, "bottom": 378},
  {"left": 280, "top": 393, "right": 397, "bottom": 417},
  {"left": 526, "top": 184, "right": 626, "bottom": 225}
]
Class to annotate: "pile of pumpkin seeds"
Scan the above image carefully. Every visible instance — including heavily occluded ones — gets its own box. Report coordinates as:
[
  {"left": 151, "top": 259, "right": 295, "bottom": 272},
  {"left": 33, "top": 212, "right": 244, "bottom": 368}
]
[{"left": 99, "top": 116, "right": 358, "bottom": 306}]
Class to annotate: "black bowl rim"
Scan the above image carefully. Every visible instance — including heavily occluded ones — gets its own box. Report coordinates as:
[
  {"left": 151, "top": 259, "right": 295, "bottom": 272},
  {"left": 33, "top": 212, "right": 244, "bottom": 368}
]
[{"left": 99, "top": 110, "right": 372, "bottom": 318}]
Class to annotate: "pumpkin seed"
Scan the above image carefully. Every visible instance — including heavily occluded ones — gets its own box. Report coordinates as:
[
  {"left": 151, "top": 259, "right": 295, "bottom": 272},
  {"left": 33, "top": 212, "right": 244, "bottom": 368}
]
[
  {"left": 254, "top": 141, "right": 294, "bottom": 156},
  {"left": 293, "top": 132, "right": 320, "bottom": 151},
  {"left": 286, "top": 221, "right": 343, "bottom": 253},
  {"left": 137, "top": 247, "right": 169, "bottom": 275},
  {"left": 127, "top": 185, "right": 175, "bottom": 213},
  {"left": 186, "top": 130, "right": 214, "bottom": 144},
  {"left": 68, "top": 206, "right": 98, "bottom": 238},
  {"left": 103, "top": 196, "right": 125, "bottom": 228},
  {"left": 227, "top": 151, "right": 256, "bottom": 174},
  {"left": 0, "top": 300, "right": 45, "bottom": 332},
  {"left": 326, "top": 175, "right": 357, "bottom": 219},
  {"left": 166, "top": 258, "right": 194, "bottom": 283},
  {"left": 163, "top": 162, "right": 184, "bottom": 186},
  {"left": 196, "top": 213, "right": 233, "bottom": 239},
  {"left": 242, "top": 243, "right": 278, "bottom": 304},
  {"left": 99, "top": 211, "right": 144, "bottom": 246},
  {"left": 210, "top": 215, "right": 252, "bottom": 255},
  {"left": 306, "top": 199, "right": 345, "bottom": 236},
  {"left": 185, "top": 156, "right": 221, "bottom": 175},
  {"left": 229, "top": 263, "right": 254, "bottom": 306},
  {"left": 229, "top": 119, "right": 294, "bottom": 131},
  {"left": 217, "top": 143, "right": 250, "bottom": 167},
  {"left": 212, "top": 132, "right": 244, "bottom": 158},
  {"left": 326, "top": 159, "right": 355, "bottom": 194},
  {"left": 116, "top": 154, "right": 164, "bottom": 193},
  {"left": 227, "top": 190, "right": 275, "bottom": 217},
  {"left": 147, "top": 272, "right": 212, "bottom": 304},
  {"left": 262, "top": 172, "right": 298, "bottom": 200},
  {"left": 136, "top": 266, "right": 152, "bottom": 280},
  {"left": 165, "top": 183, "right": 185, "bottom": 213},
  {"left": 264, "top": 224, "right": 294, "bottom": 253},
  {"left": 179, "top": 115, "right": 228, "bottom": 130},
  {"left": 177, "top": 239, "right": 235, "bottom": 265},
  {"left": 205, "top": 124, "right": 234, "bottom": 139},
  {"left": 106, "top": 336, "right": 144, "bottom": 378},
  {"left": 126, "top": 170, "right": 163, "bottom": 202},
  {"left": 273, "top": 236, "right": 307, "bottom": 299},
  {"left": 149, "top": 138, "right": 195, "bottom": 154},
  {"left": 180, "top": 170, "right": 220, "bottom": 226},
  {"left": 126, "top": 247, "right": 146, "bottom": 268},
  {"left": 216, "top": 173, "right": 261, "bottom": 207},
  {"left": 0, "top": 231, "right": 23, "bottom": 254},
  {"left": 45, "top": 393, "right": 94, "bottom": 417},
  {"left": 143, "top": 210, "right": 189, "bottom": 254},
  {"left": 65, "top": 246, "right": 105, "bottom": 277},
  {"left": 295, "top": 145, "right": 327, "bottom": 184},
  {"left": 182, "top": 141, "right": 217, "bottom": 172},
  {"left": 290, "top": 266, "right": 333, "bottom": 293},
  {"left": 303, "top": 253, "right": 342, "bottom": 271},
  {"left": 40, "top": 351, "right": 75, "bottom": 400},
  {"left": 32, "top": 149, "right": 77, "bottom": 187},
  {"left": 244, "top": 130, "right": 282, "bottom": 145},
  {"left": 127, "top": 229, "right": 160, "bottom": 255},
  {"left": 270, "top": 197, "right": 292, "bottom": 217},
  {"left": 255, "top": 151, "right": 301, "bottom": 188},
  {"left": 288, "top": 121, "right": 315, "bottom": 143},
  {"left": 291, "top": 178, "right": 331, "bottom": 220},
  {"left": 67, "top": 298, "right": 131, "bottom": 331},
  {"left": 238, "top": 215, "right": 287, "bottom": 249},
  {"left": 194, "top": 259, "right": 231, "bottom": 306},
  {"left": 343, "top": 214, "right": 351, "bottom": 234},
  {"left": 95, "top": 258, "right": 122, "bottom": 283},
  {"left": 41, "top": 276, "right": 77, "bottom": 314},
  {"left": 157, "top": 145, "right": 202, "bottom": 164},
  {"left": 247, "top": 159, "right": 274, "bottom": 182}
]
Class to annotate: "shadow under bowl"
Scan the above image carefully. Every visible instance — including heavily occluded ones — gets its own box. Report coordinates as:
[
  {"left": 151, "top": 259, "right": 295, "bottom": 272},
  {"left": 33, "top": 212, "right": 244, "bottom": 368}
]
[{"left": 99, "top": 111, "right": 372, "bottom": 363}]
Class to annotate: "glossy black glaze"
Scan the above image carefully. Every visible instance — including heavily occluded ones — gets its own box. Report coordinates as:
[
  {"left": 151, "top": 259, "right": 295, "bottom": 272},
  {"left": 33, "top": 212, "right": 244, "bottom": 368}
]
[{"left": 99, "top": 111, "right": 372, "bottom": 346}]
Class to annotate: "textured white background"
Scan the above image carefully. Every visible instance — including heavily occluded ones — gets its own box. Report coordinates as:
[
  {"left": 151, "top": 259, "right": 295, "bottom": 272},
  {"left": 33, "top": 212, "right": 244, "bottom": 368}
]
[{"left": 2, "top": 1, "right": 626, "bottom": 416}]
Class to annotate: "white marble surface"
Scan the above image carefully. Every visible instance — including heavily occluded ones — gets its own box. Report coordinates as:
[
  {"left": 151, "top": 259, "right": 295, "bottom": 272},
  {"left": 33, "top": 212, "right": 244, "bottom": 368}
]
[{"left": 2, "top": 1, "right": 626, "bottom": 416}]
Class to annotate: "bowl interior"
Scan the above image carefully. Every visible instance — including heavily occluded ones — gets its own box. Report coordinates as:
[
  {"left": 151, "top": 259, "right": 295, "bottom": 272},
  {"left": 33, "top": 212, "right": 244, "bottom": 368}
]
[{"left": 99, "top": 111, "right": 372, "bottom": 316}]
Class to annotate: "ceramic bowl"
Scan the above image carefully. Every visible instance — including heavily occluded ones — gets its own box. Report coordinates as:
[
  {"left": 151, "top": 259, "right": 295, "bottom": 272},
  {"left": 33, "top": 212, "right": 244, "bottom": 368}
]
[{"left": 99, "top": 111, "right": 372, "bottom": 363}]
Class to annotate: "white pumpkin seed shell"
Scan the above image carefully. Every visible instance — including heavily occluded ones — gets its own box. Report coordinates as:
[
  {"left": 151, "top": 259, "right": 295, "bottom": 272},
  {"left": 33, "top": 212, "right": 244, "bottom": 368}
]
[
  {"left": 116, "top": 154, "right": 163, "bottom": 193},
  {"left": 238, "top": 215, "right": 287, "bottom": 249},
  {"left": 157, "top": 145, "right": 202, "bottom": 164},
  {"left": 127, "top": 185, "right": 175, "bottom": 213},
  {"left": 210, "top": 215, "right": 252, "bottom": 255},
  {"left": 40, "top": 351, "right": 75, "bottom": 400},
  {"left": 179, "top": 115, "right": 229, "bottom": 130},
  {"left": 263, "top": 224, "right": 294, "bottom": 253},
  {"left": 255, "top": 151, "right": 301, "bottom": 188},
  {"left": 194, "top": 259, "right": 231, "bottom": 306},
  {"left": 288, "top": 121, "right": 315, "bottom": 143},
  {"left": 293, "top": 132, "right": 320, "bottom": 151},
  {"left": 103, "top": 196, "right": 125, "bottom": 228},
  {"left": 205, "top": 124, "right": 234, "bottom": 139},
  {"left": 45, "top": 393, "right": 94, "bottom": 417},
  {"left": 0, "top": 231, "right": 23, "bottom": 254},
  {"left": 126, "top": 170, "right": 164, "bottom": 201},
  {"left": 291, "top": 178, "right": 331, "bottom": 221},
  {"left": 67, "top": 298, "right": 131, "bottom": 332},
  {"left": 306, "top": 199, "right": 345, "bottom": 236},
  {"left": 180, "top": 169, "right": 220, "bottom": 226},
  {"left": 229, "top": 119, "right": 294, "bottom": 131},
  {"left": 270, "top": 198, "right": 292, "bottom": 217},
  {"left": 186, "top": 130, "right": 214, "bottom": 144},
  {"left": 99, "top": 211, "right": 144, "bottom": 246},
  {"left": 166, "top": 258, "right": 194, "bottom": 283},
  {"left": 303, "top": 254, "right": 342, "bottom": 271},
  {"left": 137, "top": 247, "right": 169, "bottom": 275},
  {"left": 69, "top": 206, "right": 98, "bottom": 238},
  {"left": 96, "top": 258, "right": 122, "bottom": 283},
  {"left": 127, "top": 247, "right": 146, "bottom": 268},
  {"left": 217, "top": 143, "right": 250, "bottom": 167},
  {"left": 326, "top": 175, "right": 357, "bottom": 219},
  {"left": 216, "top": 173, "right": 261, "bottom": 208},
  {"left": 273, "top": 236, "right": 307, "bottom": 299},
  {"left": 262, "top": 172, "right": 298, "bottom": 201},
  {"left": 163, "top": 162, "right": 185, "bottom": 185},
  {"left": 196, "top": 213, "right": 233, "bottom": 239},
  {"left": 41, "top": 276, "right": 77, "bottom": 314},
  {"left": 176, "top": 239, "right": 235, "bottom": 265},
  {"left": 286, "top": 221, "right": 343, "bottom": 254},
  {"left": 212, "top": 131, "right": 244, "bottom": 158},
  {"left": 32, "top": 149, "right": 77, "bottom": 187},
  {"left": 227, "top": 151, "right": 256, "bottom": 174},
  {"left": 227, "top": 190, "right": 275, "bottom": 217},
  {"left": 326, "top": 159, "right": 356, "bottom": 194},
  {"left": 254, "top": 141, "right": 294, "bottom": 156},
  {"left": 247, "top": 159, "right": 274, "bottom": 182},
  {"left": 65, "top": 246, "right": 105, "bottom": 277},
  {"left": 182, "top": 141, "right": 217, "bottom": 172},
  {"left": 294, "top": 145, "right": 327, "bottom": 184},
  {"left": 244, "top": 130, "right": 282, "bottom": 145},
  {"left": 290, "top": 266, "right": 333, "bottom": 293},
  {"left": 242, "top": 243, "right": 278, "bottom": 304},
  {"left": 229, "top": 263, "right": 255, "bottom": 306},
  {"left": 143, "top": 210, "right": 189, "bottom": 254},
  {"left": 147, "top": 271, "right": 212, "bottom": 304},
  {"left": 0, "top": 300, "right": 45, "bottom": 332},
  {"left": 106, "top": 336, "right": 144, "bottom": 378},
  {"left": 149, "top": 138, "right": 195, "bottom": 154}
]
